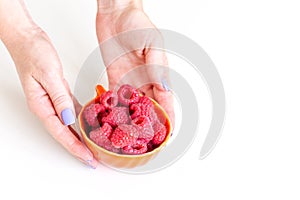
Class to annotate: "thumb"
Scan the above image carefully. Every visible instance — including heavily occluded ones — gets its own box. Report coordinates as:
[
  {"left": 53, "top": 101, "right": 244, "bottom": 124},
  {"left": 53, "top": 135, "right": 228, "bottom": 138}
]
[
  {"left": 43, "top": 75, "right": 75, "bottom": 126},
  {"left": 145, "top": 48, "right": 175, "bottom": 128}
]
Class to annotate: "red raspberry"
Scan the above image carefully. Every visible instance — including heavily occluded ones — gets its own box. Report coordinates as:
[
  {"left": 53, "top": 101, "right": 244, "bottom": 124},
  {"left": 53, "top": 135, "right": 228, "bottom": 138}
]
[
  {"left": 117, "top": 84, "right": 140, "bottom": 106},
  {"left": 152, "top": 122, "right": 167, "bottom": 145},
  {"left": 139, "top": 95, "right": 153, "bottom": 105},
  {"left": 89, "top": 123, "right": 120, "bottom": 153},
  {"left": 97, "top": 109, "right": 109, "bottom": 122},
  {"left": 83, "top": 103, "right": 105, "bottom": 128},
  {"left": 130, "top": 96, "right": 158, "bottom": 124},
  {"left": 100, "top": 91, "right": 118, "bottom": 109},
  {"left": 110, "top": 124, "right": 139, "bottom": 148},
  {"left": 101, "top": 107, "right": 130, "bottom": 127},
  {"left": 146, "top": 141, "right": 154, "bottom": 152},
  {"left": 103, "top": 140, "right": 121, "bottom": 153},
  {"left": 132, "top": 116, "right": 154, "bottom": 142},
  {"left": 148, "top": 109, "right": 159, "bottom": 125},
  {"left": 89, "top": 123, "right": 112, "bottom": 143},
  {"left": 139, "top": 96, "right": 153, "bottom": 112},
  {"left": 122, "top": 139, "right": 148, "bottom": 155},
  {"left": 129, "top": 104, "right": 141, "bottom": 119}
]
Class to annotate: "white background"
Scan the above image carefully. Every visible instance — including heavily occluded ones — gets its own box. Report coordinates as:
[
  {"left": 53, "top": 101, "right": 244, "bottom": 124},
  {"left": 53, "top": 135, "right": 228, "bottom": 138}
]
[{"left": 0, "top": 0, "right": 300, "bottom": 199}]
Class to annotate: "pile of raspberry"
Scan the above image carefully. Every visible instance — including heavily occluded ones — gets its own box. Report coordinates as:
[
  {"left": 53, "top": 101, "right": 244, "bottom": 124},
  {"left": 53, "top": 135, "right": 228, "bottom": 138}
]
[{"left": 82, "top": 84, "right": 167, "bottom": 155}]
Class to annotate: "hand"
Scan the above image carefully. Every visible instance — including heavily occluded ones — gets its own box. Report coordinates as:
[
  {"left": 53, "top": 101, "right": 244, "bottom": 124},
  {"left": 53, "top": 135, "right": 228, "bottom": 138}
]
[
  {"left": 9, "top": 30, "right": 98, "bottom": 168},
  {"left": 0, "top": 0, "right": 98, "bottom": 168},
  {"left": 96, "top": 0, "right": 175, "bottom": 126}
]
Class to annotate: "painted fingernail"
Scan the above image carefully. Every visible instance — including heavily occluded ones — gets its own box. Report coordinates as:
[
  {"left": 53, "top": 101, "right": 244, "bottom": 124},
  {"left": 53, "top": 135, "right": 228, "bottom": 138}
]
[
  {"left": 86, "top": 159, "right": 98, "bottom": 169},
  {"left": 162, "top": 79, "right": 171, "bottom": 91},
  {"left": 77, "top": 157, "right": 96, "bottom": 169},
  {"left": 61, "top": 108, "right": 75, "bottom": 125}
]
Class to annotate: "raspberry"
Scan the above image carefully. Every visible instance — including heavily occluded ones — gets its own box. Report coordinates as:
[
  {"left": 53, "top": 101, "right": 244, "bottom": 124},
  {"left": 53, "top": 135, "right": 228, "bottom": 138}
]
[
  {"left": 139, "top": 96, "right": 153, "bottom": 113},
  {"left": 89, "top": 123, "right": 112, "bottom": 143},
  {"left": 146, "top": 141, "right": 154, "bottom": 152},
  {"left": 83, "top": 103, "right": 105, "bottom": 128},
  {"left": 117, "top": 84, "right": 140, "bottom": 106},
  {"left": 111, "top": 124, "right": 139, "bottom": 148},
  {"left": 122, "top": 139, "right": 148, "bottom": 155},
  {"left": 152, "top": 122, "right": 167, "bottom": 145},
  {"left": 89, "top": 123, "right": 120, "bottom": 153},
  {"left": 132, "top": 116, "right": 154, "bottom": 142},
  {"left": 102, "top": 139, "right": 121, "bottom": 153},
  {"left": 100, "top": 91, "right": 118, "bottom": 109},
  {"left": 139, "top": 95, "right": 153, "bottom": 105},
  {"left": 97, "top": 109, "right": 109, "bottom": 122},
  {"left": 148, "top": 109, "right": 159, "bottom": 125},
  {"left": 83, "top": 84, "right": 169, "bottom": 155},
  {"left": 129, "top": 104, "right": 141, "bottom": 119},
  {"left": 102, "top": 107, "right": 130, "bottom": 127},
  {"left": 130, "top": 96, "right": 158, "bottom": 124}
]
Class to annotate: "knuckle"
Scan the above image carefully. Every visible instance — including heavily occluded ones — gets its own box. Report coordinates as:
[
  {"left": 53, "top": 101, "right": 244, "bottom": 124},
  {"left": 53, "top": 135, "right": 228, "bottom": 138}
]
[{"left": 51, "top": 92, "right": 69, "bottom": 108}]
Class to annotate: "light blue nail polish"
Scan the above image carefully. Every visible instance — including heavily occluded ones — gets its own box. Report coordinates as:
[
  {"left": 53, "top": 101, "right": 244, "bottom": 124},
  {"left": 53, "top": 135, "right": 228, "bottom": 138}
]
[
  {"left": 162, "top": 79, "right": 171, "bottom": 91},
  {"left": 86, "top": 159, "right": 96, "bottom": 169},
  {"left": 61, "top": 108, "right": 75, "bottom": 125}
]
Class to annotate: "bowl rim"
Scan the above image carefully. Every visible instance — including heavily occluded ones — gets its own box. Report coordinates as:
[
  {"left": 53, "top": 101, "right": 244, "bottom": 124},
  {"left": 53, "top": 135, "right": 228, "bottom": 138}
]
[{"left": 78, "top": 94, "right": 172, "bottom": 159}]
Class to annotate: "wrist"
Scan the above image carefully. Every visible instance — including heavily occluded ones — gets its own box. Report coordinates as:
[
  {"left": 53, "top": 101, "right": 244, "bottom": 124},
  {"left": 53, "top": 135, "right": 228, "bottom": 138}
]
[
  {"left": 97, "top": 0, "right": 142, "bottom": 14},
  {"left": 0, "top": 0, "right": 39, "bottom": 53}
]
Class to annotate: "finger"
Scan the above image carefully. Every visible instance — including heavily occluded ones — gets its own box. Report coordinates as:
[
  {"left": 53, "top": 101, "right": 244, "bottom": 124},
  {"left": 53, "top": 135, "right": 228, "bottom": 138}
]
[
  {"left": 145, "top": 48, "right": 175, "bottom": 127},
  {"left": 153, "top": 82, "right": 175, "bottom": 129},
  {"left": 139, "top": 79, "right": 175, "bottom": 129},
  {"left": 62, "top": 78, "right": 82, "bottom": 117},
  {"left": 42, "top": 114, "right": 98, "bottom": 168},
  {"left": 25, "top": 78, "right": 97, "bottom": 168},
  {"left": 42, "top": 74, "right": 76, "bottom": 126},
  {"left": 145, "top": 48, "right": 170, "bottom": 91}
]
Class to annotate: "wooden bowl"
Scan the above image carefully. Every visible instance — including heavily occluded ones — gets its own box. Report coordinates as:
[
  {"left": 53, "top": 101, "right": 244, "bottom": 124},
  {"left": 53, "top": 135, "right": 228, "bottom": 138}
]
[{"left": 78, "top": 85, "right": 172, "bottom": 168}]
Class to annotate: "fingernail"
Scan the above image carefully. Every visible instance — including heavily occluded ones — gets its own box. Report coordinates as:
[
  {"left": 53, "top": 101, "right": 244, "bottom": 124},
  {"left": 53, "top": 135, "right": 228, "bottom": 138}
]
[
  {"left": 83, "top": 149, "right": 98, "bottom": 169},
  {"left": 61, "top": 108, "right": 75, "bottom": 125},
  {"left": 77, "top": 157, "right": 97, "bottom": 169},
  {"left": 162, "top": 79, "right": 171, "bottom": 91},
  {"left": 85, "top": 159, "right": 98, "bottom": 169}
]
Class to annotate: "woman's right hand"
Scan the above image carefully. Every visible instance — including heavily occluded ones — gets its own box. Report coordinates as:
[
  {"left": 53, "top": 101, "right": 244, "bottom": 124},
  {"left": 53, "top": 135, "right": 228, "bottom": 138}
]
[{"left": 0, "top": 0, "right": 98, "bottom": 168}]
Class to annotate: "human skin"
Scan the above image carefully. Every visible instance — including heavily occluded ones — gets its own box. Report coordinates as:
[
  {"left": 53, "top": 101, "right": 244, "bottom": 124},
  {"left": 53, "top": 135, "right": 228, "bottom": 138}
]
[
  {"left": 0, "top": 0, "right": 174, "bottom": 168},
  {"left": 0, "top": 0, "right": 98, "bottom": 168},
  {"left": 96, "top": 0, "right": 175, "bottom": 126}
]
